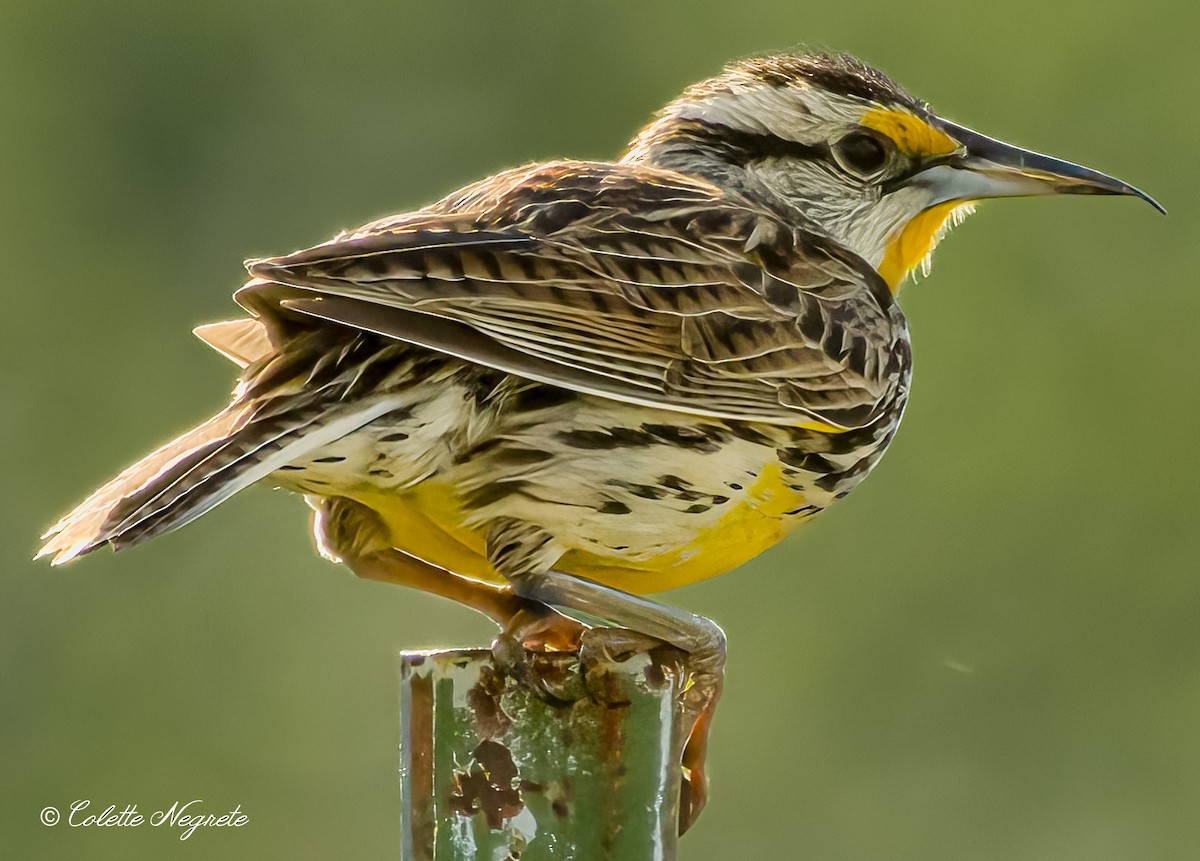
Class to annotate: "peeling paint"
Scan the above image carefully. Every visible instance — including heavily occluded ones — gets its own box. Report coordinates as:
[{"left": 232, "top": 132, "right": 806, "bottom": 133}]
[
  {"left": 402, "top": 645, "right": 688, "bottom": 859},
  {"left": 466, "top": 664, "right": 512, "bottom": 739},
  {"left": 506, "top": 807, "right": 538, "bottom": 849},
  {"left": 449, "top": 660, "right": 484, "bottom": 710},
  {"left": 448, "top": 739, "right": 526, "bottom": 829},
  {"left": 450, "top": 811, "right": 477, "bottom": 857}
]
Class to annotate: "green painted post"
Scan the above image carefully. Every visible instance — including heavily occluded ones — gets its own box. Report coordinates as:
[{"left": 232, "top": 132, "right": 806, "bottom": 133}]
[{"left": 399, "top": 646, "right": 688, "bottom": 860}]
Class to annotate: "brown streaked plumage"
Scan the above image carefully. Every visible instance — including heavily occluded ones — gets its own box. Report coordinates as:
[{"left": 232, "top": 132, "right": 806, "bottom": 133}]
[
  {"left": 252, "top": 160, "right": 907, "bottom": 429},
  {"left": 37, "top": 51, "right": 1158, "bottom": 831}
]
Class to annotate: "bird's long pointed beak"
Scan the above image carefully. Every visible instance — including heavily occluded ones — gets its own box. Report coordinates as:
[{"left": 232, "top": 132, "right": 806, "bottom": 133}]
[{"left": 904, "top": 119, "right": 1165, "bottom": 214}]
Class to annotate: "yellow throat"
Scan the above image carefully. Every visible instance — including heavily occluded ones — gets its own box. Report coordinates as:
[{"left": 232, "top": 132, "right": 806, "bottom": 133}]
[{"left": 878, "top": 201, "right": 973, "bottom": 290}]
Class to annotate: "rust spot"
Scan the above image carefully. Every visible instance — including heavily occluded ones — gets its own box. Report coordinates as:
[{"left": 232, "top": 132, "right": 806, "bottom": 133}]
[
  {"left": 448, "top": 739, "right": 525, "bottom": 829},
  {"left": 467, "top": 664, "right": 512, "bottom": 739},
  {"left": 406, "top": 672, "right": 434, "bottom": 856},
  {"left": 529, "top": 651, "right": 582, "bottom": 702},
  {"left": 588, "top": 659, "right": 634, "bottom": 709}
]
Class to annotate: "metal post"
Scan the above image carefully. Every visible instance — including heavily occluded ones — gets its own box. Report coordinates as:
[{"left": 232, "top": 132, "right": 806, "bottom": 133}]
[{"left": 400, "top": 646, "right": 688, "bottom": 860}]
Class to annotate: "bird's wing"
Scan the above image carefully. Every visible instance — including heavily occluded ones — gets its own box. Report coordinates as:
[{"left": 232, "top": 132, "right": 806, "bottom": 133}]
[{"left": 243, "top": 160, "right": 905, "bottom": 430}]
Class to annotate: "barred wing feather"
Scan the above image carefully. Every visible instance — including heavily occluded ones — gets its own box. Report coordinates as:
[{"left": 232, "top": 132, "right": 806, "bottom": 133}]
[{"left": 244, "top": 160, "right": 904, "bottom": 430}]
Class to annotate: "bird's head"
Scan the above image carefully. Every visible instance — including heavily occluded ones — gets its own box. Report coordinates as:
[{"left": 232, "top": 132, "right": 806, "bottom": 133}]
[{"left": 624, "top": 52, "right": 1161, "bottom": 291}]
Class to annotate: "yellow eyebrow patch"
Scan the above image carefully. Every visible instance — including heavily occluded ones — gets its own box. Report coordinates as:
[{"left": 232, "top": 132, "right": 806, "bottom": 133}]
[{"left": 861, "top": 108, "right": 957, "bottom": 157}]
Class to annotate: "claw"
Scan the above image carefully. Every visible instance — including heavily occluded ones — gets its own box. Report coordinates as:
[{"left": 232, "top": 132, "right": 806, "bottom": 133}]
[
  {"left": 578, "top": 626, "right": 666, "bottom": 706},
  {"left": 491, "top": 601, "right": 590, "bottom": 703},
  {"left": 504, "top": 600, "right": 588, "bottom": 652},
  {"left": 580, "top": 626, "right": 663, "bottom": 666},
  {"left": 678, "top": 693, "right": 719, "bottom": 833}
]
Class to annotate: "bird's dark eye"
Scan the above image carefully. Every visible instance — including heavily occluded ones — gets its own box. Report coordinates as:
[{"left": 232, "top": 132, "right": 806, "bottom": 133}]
[{"left": 832, "top": 131, "right": 890, "bottom": 178}]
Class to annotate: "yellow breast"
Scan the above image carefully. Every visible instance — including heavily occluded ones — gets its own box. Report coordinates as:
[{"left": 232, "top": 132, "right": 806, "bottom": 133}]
[{"left": 351, "top": 460, "right": 806, "bottom": 595}]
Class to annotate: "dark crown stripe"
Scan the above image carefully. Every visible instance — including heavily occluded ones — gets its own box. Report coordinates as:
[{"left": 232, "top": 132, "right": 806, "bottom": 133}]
[{"left": 732, "top": 52, "right": 922, "bottom": 111}]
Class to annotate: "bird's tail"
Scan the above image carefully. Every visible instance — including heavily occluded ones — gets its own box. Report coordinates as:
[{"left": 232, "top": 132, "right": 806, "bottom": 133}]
[{"left": 37, "top": 391, "right": 404, "bottom": 565}]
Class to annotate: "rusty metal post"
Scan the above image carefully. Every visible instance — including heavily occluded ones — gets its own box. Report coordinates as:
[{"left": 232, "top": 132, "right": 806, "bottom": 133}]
[{"left": 399, "top": 646, "right": 688, "bottom": 860}]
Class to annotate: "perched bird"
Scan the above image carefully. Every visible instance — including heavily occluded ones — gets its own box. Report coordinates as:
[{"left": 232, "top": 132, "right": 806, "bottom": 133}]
[{"left": 38, "top": 52, "right": 1159, "bottom": 830}]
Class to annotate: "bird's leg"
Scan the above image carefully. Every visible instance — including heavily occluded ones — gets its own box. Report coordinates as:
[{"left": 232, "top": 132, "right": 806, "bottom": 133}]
[
  {"left": 506, "top": 568, "right": 726, "bottom": 834},
  {"left": 311, "top": 496, "right": 525, "bottom": 627},
  {"left": 313, "top": 497, "right": 586, "bottom": 649}
]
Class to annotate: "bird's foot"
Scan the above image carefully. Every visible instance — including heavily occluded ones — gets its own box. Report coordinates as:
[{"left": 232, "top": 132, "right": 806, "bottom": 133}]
[{"left": 491, "top": 600, "right": 589, "bottom": 702}]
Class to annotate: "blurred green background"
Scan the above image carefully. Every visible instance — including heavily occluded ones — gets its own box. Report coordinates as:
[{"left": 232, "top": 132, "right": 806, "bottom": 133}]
[{"left": 3, "top": 1, "right": 1197, "bottom": 858}]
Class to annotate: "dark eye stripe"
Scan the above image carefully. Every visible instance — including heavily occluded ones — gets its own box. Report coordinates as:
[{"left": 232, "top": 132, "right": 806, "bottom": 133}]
[{"left": 689, "top": 122, "right": 830, "bottom": 164}]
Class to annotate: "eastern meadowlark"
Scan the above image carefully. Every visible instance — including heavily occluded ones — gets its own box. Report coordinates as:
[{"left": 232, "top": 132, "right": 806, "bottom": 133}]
[{"left": 37, "top": 52, "right": 1159, "bottom": 830}]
